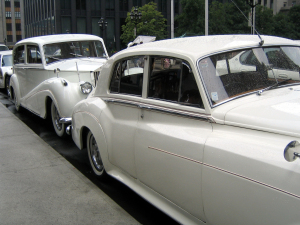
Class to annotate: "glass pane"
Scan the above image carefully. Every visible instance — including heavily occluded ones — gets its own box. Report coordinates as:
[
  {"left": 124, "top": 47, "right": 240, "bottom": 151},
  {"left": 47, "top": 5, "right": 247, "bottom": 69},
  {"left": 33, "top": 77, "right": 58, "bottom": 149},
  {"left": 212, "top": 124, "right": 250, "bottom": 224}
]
[
  {"left": 199, "top": 47, "right": 300, "bottom": 106},
  {"left": 120, "top": 56, "right": 145, "bottom": 96},
  {"left": 92, "top": 18, "right": 101, "bottom": 37},
  {"left": 148, "top": 57, "right": 181, "bottom": 102},
  {"left": 110, "top": 62, "right": 121, "bottom": 93},
  {"left": 27, "top": 45, "right": 42, "bottom": 64},
  {"left": 179, "top": 63, "right": 203, "bottom": 108},
  {"left": 95, "top": 41, "right": 107, "bottom": 57},
  {"left": 13, "top": 45, "right": 25, "bottom": 64},
  {"left": 77, "top": 17, "right": 86, "bottom": 34},
  {"left": 2, "top": 55, "right": 12, "bottom": 67},
  {"left": 43, "top": 41, "right": 104, "bottom": 64},
  {"left": 61, "top": 17, "right": 71, "bottom": 34}
]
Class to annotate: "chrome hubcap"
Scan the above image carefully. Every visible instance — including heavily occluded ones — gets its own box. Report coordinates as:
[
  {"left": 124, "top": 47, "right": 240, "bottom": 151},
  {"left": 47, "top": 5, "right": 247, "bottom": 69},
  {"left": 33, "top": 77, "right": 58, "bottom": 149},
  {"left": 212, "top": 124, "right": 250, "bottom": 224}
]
[
  {"left": 89, "top": 135, "right": 103, "bottom": 171},
  {"left": 53, "top": 106, "right": 62, "bottom": 131}
]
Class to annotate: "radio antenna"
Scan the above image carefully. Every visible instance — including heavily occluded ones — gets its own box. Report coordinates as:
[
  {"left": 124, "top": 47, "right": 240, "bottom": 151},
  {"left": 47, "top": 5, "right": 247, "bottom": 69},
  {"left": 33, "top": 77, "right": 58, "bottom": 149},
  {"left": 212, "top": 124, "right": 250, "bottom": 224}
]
[{"left": 230, "top": 0, "right": 264, "bottom": 46}]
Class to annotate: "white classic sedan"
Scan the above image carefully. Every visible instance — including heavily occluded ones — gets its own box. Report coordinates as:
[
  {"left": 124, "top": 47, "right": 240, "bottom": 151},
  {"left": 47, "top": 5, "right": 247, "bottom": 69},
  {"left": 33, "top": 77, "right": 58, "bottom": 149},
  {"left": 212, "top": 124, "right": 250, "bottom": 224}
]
[
  {"left": 0, "top": 50, "right": 13, "bottom": 95},
  {"left": 10, "top": 34, "right": 108, "bottom": 137},
  {"left": 69, "top": 35, "right": 300, "bottom": 225}
]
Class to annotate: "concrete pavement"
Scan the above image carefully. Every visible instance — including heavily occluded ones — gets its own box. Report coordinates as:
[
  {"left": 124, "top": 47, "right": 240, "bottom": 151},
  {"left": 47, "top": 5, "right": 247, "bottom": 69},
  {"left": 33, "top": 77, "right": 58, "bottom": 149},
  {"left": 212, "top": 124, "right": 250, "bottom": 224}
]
[{"left": 0, "top": 102, "right": 139, "bottom": 225}]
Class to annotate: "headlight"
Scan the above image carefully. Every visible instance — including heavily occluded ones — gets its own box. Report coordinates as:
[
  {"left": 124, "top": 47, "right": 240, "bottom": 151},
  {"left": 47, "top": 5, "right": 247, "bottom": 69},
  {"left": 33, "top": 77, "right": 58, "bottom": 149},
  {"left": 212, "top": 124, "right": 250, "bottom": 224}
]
[{"left": 80, "top": 82, "right": 93, "bottom": 94}]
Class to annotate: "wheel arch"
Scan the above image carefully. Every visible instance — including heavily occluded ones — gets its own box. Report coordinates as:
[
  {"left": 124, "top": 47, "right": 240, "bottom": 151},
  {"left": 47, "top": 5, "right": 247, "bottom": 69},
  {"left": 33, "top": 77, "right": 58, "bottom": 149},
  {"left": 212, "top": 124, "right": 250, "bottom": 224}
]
[
  {"left": 4, "top": 73, "right": 10, "bottom": 86},
  {"left": 74, "top": 111, "right": 109, "bottom": 169},
  {"left": 81, "top": 126, "right": 90, "bottom": 151},
  {"left": 9, "top": 74, "right": 20, "bottom": 101},
  {"left": 45, "top": 96, "right": 53, "bottom": 120}
]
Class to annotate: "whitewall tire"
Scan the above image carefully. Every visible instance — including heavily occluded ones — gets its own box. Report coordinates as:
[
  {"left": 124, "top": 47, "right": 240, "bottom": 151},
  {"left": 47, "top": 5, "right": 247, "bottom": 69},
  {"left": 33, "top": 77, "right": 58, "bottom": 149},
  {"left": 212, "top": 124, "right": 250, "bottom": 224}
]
[
  {"left": 51, "top": 101, "right": 66, "bottom": 137},
  {"left": 87, "top": 131, "right": 107, "bottom": 179}
]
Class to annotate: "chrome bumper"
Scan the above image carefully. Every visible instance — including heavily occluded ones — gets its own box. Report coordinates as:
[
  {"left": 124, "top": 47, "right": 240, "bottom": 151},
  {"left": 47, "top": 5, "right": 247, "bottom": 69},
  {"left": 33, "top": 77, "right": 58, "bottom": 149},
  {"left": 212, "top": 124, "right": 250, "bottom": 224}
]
[
  {"left": 66, "top": 125, "right": 72, "bottom": 135},
  {"left": 59, "top": 117, "right": 72, "bottom": 124}
]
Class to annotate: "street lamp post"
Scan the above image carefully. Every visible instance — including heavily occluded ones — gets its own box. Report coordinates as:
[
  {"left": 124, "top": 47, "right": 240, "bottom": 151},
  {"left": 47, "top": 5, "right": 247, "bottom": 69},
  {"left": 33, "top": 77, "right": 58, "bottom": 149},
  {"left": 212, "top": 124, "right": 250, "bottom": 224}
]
[
  {"left": 246, "top": 0, "right": 259, "bottom": 34},
  {"left": 130, "top": 7, "right": 142, "bottom": 38},
  {"left": 98, "top": 17, "right": 108, "bottom": 41}
]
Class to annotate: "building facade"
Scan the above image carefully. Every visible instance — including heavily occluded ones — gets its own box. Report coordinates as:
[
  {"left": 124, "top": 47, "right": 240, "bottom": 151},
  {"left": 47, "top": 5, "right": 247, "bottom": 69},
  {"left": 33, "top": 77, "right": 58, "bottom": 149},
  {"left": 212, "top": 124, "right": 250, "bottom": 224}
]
[
  {"left": 23, "top": 0, "right": 181, "bottom": 54},
  {"left": 1, "top": 0, "right": 25, "bottom": 47}
]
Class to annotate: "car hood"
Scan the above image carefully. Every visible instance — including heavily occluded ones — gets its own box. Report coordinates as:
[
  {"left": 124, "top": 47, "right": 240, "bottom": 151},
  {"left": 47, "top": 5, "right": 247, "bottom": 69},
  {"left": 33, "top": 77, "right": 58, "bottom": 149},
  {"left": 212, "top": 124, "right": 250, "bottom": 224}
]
[
  {"left": 46, "top": 58, "right": 107, "bottom": 72},
  {"left": 212, "top": 86, "right": 300, "bottom": 137}
]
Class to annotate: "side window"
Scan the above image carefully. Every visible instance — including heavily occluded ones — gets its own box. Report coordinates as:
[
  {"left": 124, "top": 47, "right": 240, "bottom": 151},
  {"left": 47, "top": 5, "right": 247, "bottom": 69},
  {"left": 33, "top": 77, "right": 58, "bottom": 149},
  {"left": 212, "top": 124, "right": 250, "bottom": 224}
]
[
  {"left": 27, "top": 45, "right": 42, "bottom": 64},
  {"left": 13, "top": 45, "right": 25, "bottom": 64},
  {"left": 148, "top": 57, "right": 203, "bottom": 108},
  {"left": 110, "top": 56, "right": 145, "bottom": 96},
  {"left": 265, "top": 48, "right": 298, "bottom": 71}
]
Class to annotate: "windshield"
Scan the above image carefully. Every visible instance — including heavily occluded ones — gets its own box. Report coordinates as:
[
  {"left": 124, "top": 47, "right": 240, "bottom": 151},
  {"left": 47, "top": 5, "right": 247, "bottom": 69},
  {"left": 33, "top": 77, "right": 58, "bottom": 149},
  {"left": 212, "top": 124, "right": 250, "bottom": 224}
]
[
  {"left": 199, "top": 46, "right": 300, "bottom": 106},
  {"left": 0, "top": 46, "right": 9, "bottom": 51},
  {"left": 43, "top": 40, "right": 107, "bottom": 64},
  {"left": 2, "top": 55, "right": 12, "bottom": 67}
]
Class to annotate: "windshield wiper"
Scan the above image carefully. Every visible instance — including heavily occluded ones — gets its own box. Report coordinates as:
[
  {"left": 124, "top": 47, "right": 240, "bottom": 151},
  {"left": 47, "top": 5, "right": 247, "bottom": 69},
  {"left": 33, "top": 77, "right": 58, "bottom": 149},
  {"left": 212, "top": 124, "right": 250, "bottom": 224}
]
[
  {"left": 70, "top": 52, "right": 83, "bottom": 57},
  {"left": 48, "top": 56, "right": 61, "bottom": 61},
  {"left": 257, "top": 79, "right": 292, "bottom": 96}
]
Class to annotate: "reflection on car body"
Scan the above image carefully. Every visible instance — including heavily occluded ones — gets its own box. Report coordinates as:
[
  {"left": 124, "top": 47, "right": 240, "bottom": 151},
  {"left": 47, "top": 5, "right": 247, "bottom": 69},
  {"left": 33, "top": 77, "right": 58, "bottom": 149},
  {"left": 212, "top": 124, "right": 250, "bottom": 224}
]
[
  {"left": 69, "top": 35, "right": 300, "bottom": 225},
  {"left": 10, "top": 34, "right": 108, "bottom": 137}
]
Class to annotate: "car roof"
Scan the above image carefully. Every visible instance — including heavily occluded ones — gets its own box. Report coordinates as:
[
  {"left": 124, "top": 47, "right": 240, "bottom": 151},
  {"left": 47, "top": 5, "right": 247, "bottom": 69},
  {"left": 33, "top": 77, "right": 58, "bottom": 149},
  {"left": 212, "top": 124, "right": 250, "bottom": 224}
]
[
  {"left": 15, "top": 34, "right": 104, "bottom": 46},
  {"left": 0, "top": 50, "right": 12, "bottom": 55},
  {"left": 114, "top": 35, "right": 300, "bottom": 61}
]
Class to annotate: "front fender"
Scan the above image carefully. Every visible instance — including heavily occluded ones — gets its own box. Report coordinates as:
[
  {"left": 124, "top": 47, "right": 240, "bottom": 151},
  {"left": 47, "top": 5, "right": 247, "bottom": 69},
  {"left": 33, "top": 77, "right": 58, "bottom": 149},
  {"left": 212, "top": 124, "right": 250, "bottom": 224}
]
[
  {"left": 202, "top": 124, "right": 300, "bottom": 225},
  {"left": 24, "top": 77, "right": 91, "bottom": 118},
  {"left": 9, "top": 74, "right": 21, "bottom": 104}
]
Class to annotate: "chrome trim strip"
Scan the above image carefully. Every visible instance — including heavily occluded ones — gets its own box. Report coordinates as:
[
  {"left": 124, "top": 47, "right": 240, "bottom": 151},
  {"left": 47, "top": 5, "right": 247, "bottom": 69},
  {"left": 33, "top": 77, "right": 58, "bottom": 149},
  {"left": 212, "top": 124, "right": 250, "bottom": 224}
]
[
  {"left": 59, "top": 117, "right": 72, "bottom": 124},
  {"left": 148, "top": 146, "right": 300, "bottom": 200},
  {"left": 103, "top": 97, "right": 214, "bottom": 122},
  {"left": 103, "top": 98, "right": 140, "bottom": 108}
]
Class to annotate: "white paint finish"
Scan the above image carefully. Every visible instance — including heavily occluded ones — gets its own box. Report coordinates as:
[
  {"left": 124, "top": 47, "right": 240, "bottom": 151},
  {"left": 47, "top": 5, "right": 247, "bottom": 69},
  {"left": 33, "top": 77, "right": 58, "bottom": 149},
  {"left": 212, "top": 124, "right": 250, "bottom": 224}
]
[
  {"left": 100, "top": 102, "right": 140, "bottom": 178},
  {"left": 70, "top": 35, "right": 300, "bottom": 224},
  {"left": 10, "top": 34, "right": 108, "bottom": 123},
  {"left": 223, "top": 86, "right": 300, "bottom": 137},
  {"left": 202, "top": 124, "right": 300, "bottom": 224},
  {"left": 134, "top": 108, "right": 212, "bottom": 221},
  {"left": 0, "top": 51, "right": 13, "bottom": 88},
  {"left": 111, "top": 35, "right": 299, "bottom": 64}
]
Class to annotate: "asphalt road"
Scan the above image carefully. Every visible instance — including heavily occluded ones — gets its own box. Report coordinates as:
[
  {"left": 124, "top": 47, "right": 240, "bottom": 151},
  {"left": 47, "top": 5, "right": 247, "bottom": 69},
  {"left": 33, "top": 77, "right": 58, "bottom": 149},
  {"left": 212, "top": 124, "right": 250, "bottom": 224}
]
[{"left": 0, "top": 89, "right": 179, "bottom": 225}]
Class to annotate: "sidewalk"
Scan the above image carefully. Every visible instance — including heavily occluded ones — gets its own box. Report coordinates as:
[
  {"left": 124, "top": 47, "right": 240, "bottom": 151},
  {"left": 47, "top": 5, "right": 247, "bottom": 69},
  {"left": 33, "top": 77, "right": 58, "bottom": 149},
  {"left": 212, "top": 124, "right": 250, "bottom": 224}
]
[{"left": 0, "top": 102, "right": 139, "bottom": 225}]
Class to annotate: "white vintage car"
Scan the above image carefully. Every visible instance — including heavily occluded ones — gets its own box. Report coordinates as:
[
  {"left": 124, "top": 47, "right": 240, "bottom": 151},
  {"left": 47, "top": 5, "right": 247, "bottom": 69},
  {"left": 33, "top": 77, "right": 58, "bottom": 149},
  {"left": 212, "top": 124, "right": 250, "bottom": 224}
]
[
  {"left": 0, "top": 50, "right": 13, "bottom": 95},
  {"left": 69, "top": 35, "right": 300, "bottom": 225},
  {"left": 10, "top": 34, "right": 108, "bottom": 137}
]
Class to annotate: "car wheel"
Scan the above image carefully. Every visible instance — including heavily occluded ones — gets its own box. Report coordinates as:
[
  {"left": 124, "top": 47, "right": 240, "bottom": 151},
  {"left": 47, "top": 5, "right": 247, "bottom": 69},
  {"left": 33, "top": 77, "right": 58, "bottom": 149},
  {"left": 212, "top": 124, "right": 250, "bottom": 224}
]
[
  {"left": 51, "top": 101, "right": 66, "bottom": 137},
  {"left": 5, "top": 75, "right": 10, "bottom": 97},
  {"left": 12, "top": 89, "right": 21, "bottom": 112},
  {"left": 87, "top": 131, "right": 107, "bottom": 179}
]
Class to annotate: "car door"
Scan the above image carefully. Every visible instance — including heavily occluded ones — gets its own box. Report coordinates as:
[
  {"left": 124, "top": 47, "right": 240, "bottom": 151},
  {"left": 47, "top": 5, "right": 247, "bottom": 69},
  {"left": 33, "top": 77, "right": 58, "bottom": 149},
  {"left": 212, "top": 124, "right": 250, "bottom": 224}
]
[
  {"left": 13, "top": 45, "right": 26, "bottom": 97},
  {"left": 134, "top": 56, "right": 212, "bottom": 222},
  {"left": 102, "top": 56, "right": 146, "bottom": 178},
  {"left": 24, "top": 44, "right": 45, "bottom": 96}
]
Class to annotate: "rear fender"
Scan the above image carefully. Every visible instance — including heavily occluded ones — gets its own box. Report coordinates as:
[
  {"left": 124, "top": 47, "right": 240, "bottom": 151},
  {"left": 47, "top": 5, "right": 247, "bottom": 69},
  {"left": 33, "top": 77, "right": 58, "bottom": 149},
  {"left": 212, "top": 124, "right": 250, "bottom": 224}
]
[{"left": 72, "top": 110, "right": 109, "bottom": 170}]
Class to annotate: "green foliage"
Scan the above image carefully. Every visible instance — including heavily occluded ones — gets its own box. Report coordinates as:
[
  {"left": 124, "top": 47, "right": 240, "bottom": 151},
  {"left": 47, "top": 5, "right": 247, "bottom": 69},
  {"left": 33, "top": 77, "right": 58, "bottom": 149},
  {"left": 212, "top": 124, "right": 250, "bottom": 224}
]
[
  {"left": 175, "top": 0, "right": 205, "bottom": 36},
  {"left": 209, "top": 0, "right": 250, "bottom": 35},
  {"left": 255, "top": 6, "right": 274, "bottom": 35},
  {"left": 176, "top": 0, "right": 250, "bottom": 36},
  {"left": 120, "top": 2, "right": 167, "bottom": 45},
  {"left": 175, "top": 0, "right": 300, "bottom": 40},
  {"left": 287, "top": 5, "right": 300, "bottom": 39}
]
